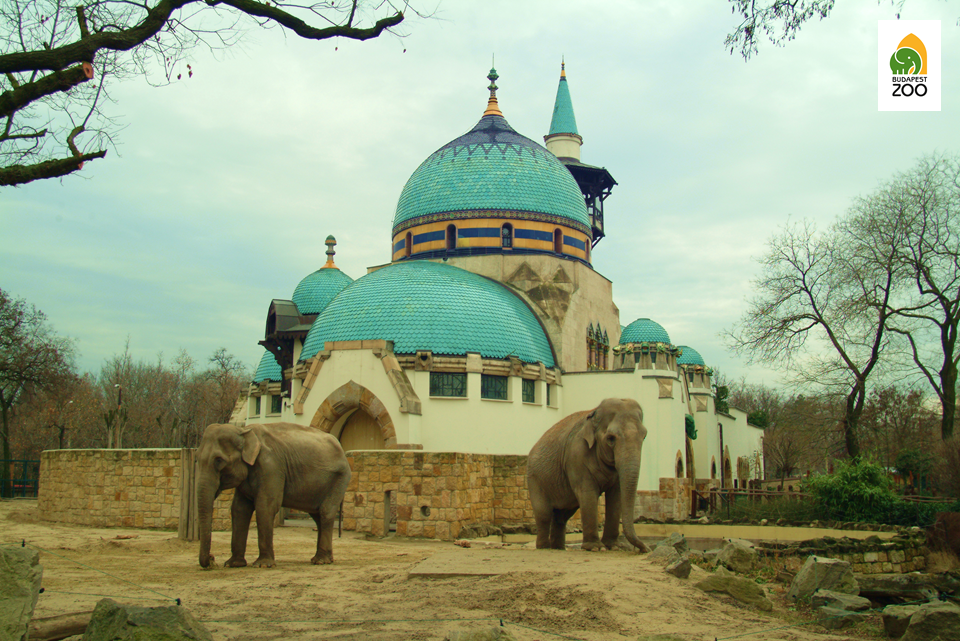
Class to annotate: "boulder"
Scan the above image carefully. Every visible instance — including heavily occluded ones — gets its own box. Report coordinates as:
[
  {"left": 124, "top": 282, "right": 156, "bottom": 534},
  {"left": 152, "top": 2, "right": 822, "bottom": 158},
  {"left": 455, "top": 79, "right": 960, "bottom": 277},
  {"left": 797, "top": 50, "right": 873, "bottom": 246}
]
[
  {"left": 647, "top": 546, "right": 680, "bottom": 564},
  {"left": 702, "top": 548, "right": 722, "bottom": 565},
  {"left": 82, "top": 598, "right": 213, "bottom": 641},
  {"left": 811, "top": 589, "right": 872, "bottom": 612},
  {"left": 0, "top": 546, "right": 43, "bottom": 641},
  {"left": 682, "top": 550, "right": 704, "bottom": 563},
  {"left": 881, "top": 604, "right": 920, "bottom": 639},
  {"left": 694, "top": 571, "right": 773, "bottom": 611},
  {"left": 664, "top": 558, "right": 691, "bottom": 579},
  {"left": 786, "top": 556, "right": 858, "bottom": 601},
  {"left": 445, "top": 627, "right": 518, "bottom": 641},
  {"left": 858, "top": 573, "right": 960, "bottom": 601},
  {"left": 817, "top": 606, "right": 868, "bottom": 630},
  {"left": 716, "top": 539, "right": 758, "bottom": 574},
  {"left": 655, "top": 532, "right": 689, "bottom": 554},
  {"left": 900, "top": 601, "right": 960, "bottom": 641}
]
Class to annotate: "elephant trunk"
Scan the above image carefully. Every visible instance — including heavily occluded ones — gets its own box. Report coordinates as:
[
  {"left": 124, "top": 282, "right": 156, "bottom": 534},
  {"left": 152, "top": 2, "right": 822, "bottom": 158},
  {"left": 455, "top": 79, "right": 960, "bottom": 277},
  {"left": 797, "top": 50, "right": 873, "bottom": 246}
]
[
  {"left": 618, "top": 461, "right": 648, "bottom": 552},
  {"left": 197, "top": 472, "right": 218, "bottom": 568}
]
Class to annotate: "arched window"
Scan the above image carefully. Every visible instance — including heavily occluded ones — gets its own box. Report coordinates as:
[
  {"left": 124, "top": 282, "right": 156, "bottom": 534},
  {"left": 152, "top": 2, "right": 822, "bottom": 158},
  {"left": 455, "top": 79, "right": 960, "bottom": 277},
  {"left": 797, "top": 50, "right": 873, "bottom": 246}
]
[
  {"left": 446, "top": 224, "right": 457, "bottom": 251},
  {"left": 554, "top": 229, "right": 563, "bottom": 254},
  {"left": 405, "top": 232, "right": 412, "bottom": 258},
  {"left": 675, "top": 452, "right": 684, "bottom": 478},
  {"left": 501, "top": 224, "right": 513, "bottom": 248}
]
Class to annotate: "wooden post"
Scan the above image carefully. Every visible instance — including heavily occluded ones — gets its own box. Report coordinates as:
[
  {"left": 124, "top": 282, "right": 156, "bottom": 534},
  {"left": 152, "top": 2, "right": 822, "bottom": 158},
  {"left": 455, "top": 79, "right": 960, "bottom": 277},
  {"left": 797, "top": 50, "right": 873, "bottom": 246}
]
[{"left": 178, "top": 448, "right": 198, "bottom": 541}]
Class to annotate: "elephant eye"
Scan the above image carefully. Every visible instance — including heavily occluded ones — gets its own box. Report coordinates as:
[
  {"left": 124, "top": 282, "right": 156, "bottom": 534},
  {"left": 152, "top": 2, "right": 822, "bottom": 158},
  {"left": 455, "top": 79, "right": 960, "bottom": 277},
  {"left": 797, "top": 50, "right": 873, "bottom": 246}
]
[{"left": 214, "top": 456, "right": 226, "bottom": 470}]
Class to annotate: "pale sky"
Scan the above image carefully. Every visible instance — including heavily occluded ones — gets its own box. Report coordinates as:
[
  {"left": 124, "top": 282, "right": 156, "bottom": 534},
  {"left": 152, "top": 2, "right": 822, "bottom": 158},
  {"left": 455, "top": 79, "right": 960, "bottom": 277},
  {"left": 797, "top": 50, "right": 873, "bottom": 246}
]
[{"left": 3, "top": 0, "right": 958, "bottom": 385}]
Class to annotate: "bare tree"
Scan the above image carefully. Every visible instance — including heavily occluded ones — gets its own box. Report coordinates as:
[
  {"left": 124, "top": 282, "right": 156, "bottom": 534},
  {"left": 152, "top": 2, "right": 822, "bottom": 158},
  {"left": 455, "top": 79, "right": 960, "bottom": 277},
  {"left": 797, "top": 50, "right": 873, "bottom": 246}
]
[
  {"left": 727, "top": 219, "right": 907, "bottom": 458},
  {"left": 0, "top": 288, "right": 74, "bottom": 495},
  {"left": 1, "top": 0, "right": 412, "bottom": 186},
  {"left": 848, "top": 155, "right": 960, "bottom": 440}
]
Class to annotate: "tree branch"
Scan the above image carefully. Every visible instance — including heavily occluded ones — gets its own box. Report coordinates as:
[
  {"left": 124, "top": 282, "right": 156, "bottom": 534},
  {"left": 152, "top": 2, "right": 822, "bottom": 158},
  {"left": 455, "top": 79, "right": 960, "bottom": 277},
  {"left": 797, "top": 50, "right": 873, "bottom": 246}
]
[
  {"left": 0, "top": 64, "right": 92, "bottom": 119},
  {"left": 0, "top": 148, "right": 107, "bottom": 187},
  {"left": 213, "top": 0, "right": 404, "bottom": 41}
]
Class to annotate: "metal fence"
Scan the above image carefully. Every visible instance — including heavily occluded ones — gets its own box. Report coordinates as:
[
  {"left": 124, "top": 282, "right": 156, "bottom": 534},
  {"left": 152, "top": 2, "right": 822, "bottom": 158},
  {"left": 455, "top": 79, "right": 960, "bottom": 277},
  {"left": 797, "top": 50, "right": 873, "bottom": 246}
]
[{"left": 0, "top": 459, "right": 41, "bottom": 498}]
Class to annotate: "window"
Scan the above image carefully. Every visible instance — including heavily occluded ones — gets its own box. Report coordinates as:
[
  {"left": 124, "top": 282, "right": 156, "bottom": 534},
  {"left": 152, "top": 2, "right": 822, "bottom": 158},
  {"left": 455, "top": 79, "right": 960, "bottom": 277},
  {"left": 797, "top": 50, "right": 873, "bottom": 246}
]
[
  {"left": 405, "top": 232, "right": 412, "bottom": 258},
  {"left": 546, "top": 383, "right": 551, "bottom": 406},
  {"left": 651, "top": 351, "right": 657, "bottom": 365},
  {"left": 270, "top": 395, "right": 282, "bottom": 414},
  {"left": 251, "top": 396, "right": 261, "bottom": 417},
  {"left": 522, "top": 379, "right": 535, "bottom": 403},
  {"left": 430, "top": 372, "right": 466, "bottom": 397},
  {"left": 501, "top": 224, "right": 513, "bottom": 248},
  {"left": 446, "top": 224, "right": 457, "bottom": 251},
  {"left": 481, "top": 374, "right": 508, "bottom": 400},
  {"left": 554, "top": 229, "right": 563, "bottom": 254}
]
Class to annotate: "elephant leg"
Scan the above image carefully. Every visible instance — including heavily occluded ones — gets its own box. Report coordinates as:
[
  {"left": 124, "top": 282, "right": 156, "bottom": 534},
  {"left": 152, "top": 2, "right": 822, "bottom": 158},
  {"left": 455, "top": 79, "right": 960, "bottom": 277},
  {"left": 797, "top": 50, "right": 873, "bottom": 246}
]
[
  {"left": 528, "top": 475, "right": 554, "bottom": 550},
  {"left": 251, "top": 494, "right": 280, "bottom": 568},
  {"left": 226, "top": 493, "right": 254, "bottom": 567},
  {"left": 601, "top": 486, "right": 623, "bottom": 550},
  {"left": 550, "top": 508, "right": 577, "bottom": 550},
  {"left": 577, "top": 489, "right": 603, "bottom": 551},
  {"left": 309, "top": 502, "right": 337, "bottom": 565}
]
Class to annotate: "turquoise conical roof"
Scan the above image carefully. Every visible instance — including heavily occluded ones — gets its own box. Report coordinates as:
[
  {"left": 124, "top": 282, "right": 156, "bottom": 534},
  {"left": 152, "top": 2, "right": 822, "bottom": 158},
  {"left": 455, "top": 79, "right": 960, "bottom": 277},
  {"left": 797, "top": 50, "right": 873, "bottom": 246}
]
[
  {"left": 619, "top": 318, "right": 671, "bottom": 345},
  {"left": 548, "top": 64, "right": 578, "bottom": 136},
  {"left": 677, "top": 345, "right": 706, "bottom": 366},
  {"left": 253, "top": 350, "right": 283, "bottom": 383},
  {"left": 300, "top": 261, "right": 555, "bottom": 367}
]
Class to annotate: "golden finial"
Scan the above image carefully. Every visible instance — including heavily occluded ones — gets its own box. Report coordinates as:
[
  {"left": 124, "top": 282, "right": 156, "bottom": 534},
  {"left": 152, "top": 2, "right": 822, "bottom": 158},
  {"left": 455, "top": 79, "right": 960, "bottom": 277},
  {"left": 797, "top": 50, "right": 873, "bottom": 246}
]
[
  {"left": 560, "top": 57, "right": 566, "bottom": 79},
  {"left": 322, "top": 235, "right": 338, "bottom": 269},
  {"left": 483, "top": 65, "right": 503, "bottom": 117}
]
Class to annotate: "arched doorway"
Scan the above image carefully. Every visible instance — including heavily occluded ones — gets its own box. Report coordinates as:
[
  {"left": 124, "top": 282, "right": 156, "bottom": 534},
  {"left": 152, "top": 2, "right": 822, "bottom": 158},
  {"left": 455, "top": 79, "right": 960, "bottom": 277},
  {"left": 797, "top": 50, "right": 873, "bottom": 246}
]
[
  {"left": 553, "top": 229, "right": 563, "bottom": 254},
  {"left": 337, "top": 408, "right": 386, "bottom": 451}
]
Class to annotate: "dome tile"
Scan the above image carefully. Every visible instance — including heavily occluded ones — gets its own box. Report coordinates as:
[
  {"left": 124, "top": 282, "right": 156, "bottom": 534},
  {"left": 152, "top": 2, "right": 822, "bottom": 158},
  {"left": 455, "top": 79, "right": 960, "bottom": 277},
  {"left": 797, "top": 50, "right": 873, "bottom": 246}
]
[
  {"left": 677, "top": 345, "right": 706, "bottom": 366},
  {"left": 253, "top": 350, "right": 282, "bottom": 383},
  {"left": 619, "top": 318, "right": 671, "bottom": 345}
]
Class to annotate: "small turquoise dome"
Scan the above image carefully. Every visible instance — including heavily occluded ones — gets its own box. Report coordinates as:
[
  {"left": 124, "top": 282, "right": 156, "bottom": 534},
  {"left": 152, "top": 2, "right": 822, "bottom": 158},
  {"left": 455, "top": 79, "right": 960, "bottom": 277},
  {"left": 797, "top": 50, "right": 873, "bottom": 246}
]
[
  {"left": 392, "top": 113, "right": 589, "bottom": 235},
  {"left": 677, "top": 345, "right": 705, "bottom": 366},
  {"left": 300, "top": 261, "right": 555, "bottom": 366},
  {"left": 619, "top": 318, "right": 671, "bottom": 345},
  {"left": 253, "top": 350, "right": 282, "bottom": 383},
  {"left": 292, "top": 268, "right": 353, "bottom": 315}
]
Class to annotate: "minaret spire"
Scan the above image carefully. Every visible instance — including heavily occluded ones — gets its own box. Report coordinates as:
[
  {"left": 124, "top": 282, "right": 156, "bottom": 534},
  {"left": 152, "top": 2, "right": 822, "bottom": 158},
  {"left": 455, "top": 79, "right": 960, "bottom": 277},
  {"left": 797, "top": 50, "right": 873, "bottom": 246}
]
[
  {"left": 322, "top": 235, "right": 338, "bottom": 269},
  {"left": 544, "top": 60, "right": 582, "bottom": 161},
  {"left": 483, "top": 65, "right": 503, "bottom": 117}
]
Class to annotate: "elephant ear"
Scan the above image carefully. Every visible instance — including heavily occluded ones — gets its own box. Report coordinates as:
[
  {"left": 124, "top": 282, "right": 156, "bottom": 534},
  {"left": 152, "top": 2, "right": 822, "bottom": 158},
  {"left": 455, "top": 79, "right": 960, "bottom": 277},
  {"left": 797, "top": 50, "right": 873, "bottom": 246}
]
[
  {"left": 579, "top": 410, "right": 598, "bottom": 449},
  {"left": 240, "top": 428, "right": 261, "bottom": 466}
]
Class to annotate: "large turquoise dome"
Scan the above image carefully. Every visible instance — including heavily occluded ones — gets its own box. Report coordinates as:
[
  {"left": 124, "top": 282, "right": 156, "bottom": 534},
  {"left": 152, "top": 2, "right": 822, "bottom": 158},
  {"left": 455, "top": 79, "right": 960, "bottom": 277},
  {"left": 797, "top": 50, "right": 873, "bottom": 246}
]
[
  {"left": 392, "top": 113, "right": 590, "bottom": 235},
  {"left": 253, "top": 350, "right": 283, "bottom": 383},
  {"left": 291, "top": 267, "right": 353, "bottom": 315},
  {"left": 300, "top": 261, "right": 555, "bottom": 366},
  {"left": 619, "top": 318, "right": 671, "bottom": 345}
]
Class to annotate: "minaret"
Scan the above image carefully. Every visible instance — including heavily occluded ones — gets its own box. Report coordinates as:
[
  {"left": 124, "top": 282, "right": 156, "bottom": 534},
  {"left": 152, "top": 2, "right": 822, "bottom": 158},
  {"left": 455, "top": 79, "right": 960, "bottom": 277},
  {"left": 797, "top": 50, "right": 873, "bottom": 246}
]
[
  {"left": 543, "top": 61, "right": 583, "bottom": 161},
  {"left": 322, "top": 235, "right": 339, "bottom": 269}
]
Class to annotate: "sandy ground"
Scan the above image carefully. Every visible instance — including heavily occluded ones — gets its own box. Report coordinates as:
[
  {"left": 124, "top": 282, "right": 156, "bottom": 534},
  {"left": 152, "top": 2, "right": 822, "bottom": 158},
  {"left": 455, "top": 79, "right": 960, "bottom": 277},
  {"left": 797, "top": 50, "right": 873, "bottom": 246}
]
[{"left": 3, "top": 500, "right": 876, "bottom": 641}]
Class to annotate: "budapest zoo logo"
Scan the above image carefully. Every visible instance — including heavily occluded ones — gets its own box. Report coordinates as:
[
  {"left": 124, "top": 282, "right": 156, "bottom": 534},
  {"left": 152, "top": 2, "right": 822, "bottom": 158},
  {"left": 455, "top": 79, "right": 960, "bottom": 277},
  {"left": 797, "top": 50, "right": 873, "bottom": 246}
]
[{"left": 889, "top": 33, "right": 928, "bottom": 97}]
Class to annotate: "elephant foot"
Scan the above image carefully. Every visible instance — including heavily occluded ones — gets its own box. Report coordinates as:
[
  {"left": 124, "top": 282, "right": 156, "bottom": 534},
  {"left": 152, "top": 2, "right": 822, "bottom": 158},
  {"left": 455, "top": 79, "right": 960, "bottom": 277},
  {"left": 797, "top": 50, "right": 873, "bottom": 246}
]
[
  {"left": 311, "top": 553, "right": 333, "bottom": 565},
  {"left": 581, "top": 541, "right": 603, "bottom": 552},
  {"left": 251, "top": 557, "right": 276, "bottom": 568},
  {"left": 224, "top": 557, "right": 247, "bottom": 568}
]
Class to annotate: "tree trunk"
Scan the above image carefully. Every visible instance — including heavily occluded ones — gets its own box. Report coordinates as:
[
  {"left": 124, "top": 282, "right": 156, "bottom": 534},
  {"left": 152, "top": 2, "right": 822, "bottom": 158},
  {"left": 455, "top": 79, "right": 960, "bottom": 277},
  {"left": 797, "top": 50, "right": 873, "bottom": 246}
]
[
  {"left": 940, "top": 361, "right": 957, "bottom": 440},
  {"left": 844, "top": 383, "right": 864, "bottom": 459},
  {"left": 618, "top": 462, "right": 648, "bottom": 552},
  {"left": 1, "top": 397, "right": 11, "bottom": 499}
]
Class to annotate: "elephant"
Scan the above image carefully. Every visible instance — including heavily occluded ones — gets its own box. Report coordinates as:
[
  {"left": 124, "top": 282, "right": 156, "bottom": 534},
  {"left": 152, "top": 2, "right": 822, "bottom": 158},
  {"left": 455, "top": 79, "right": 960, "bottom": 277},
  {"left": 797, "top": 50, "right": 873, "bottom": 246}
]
[
  {"left": 196, "top": 422, "right": 351, "bottom": 568},
  {"left": 526, "top": 398, "right": 650, "bottom": 552}
]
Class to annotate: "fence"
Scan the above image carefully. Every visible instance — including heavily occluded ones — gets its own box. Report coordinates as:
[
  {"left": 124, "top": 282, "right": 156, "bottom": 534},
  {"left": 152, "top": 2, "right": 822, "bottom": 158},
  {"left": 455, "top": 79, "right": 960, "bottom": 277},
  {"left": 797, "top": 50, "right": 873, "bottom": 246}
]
[{"left": 0, "top": 459, "right": 40, "bottom": 498}]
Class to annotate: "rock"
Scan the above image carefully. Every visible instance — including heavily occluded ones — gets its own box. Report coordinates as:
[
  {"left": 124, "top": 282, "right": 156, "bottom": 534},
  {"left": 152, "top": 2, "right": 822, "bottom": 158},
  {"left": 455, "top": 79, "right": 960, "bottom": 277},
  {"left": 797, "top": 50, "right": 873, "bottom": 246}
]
[
  {"left": 716, "top": 539, "right": 758, "bottom": 574},
  {"left": 702, "top": 548, "right": 721, "bottom": 565},
  {"left": 759, "top": 519, "right": 768, "bottom": 526},
  {"left": 445, "top": 627, "right": 518, "bottom": 641},
  {"left": 811, "top": 589, "right": 871, "bottom": 612},
  {"left": 664, "top": 558, "right": 691, "bottom": 579},
  {"left": 817, "top": 606, "right": 868, "bottom": 630},
  {"left": 787, "top": 556, "right": 858, "bottom": 601},
  {"left": 697, "top": 516, "right": 710, "bottom": 524},
  {"left": 901, "top": 601, "right": 960, "bottom": 641},
  {"left": 775, "top": 570, "right": 795, "bottom": 585},
  {"left": 647, "top": 545, "right": 680, "bottom": 564},
  {"left": 882, "top": 605, "right": 920, "bottom": 639},
  {"left": 0, "top": 546, "right": 43, "bottom": 641},
  {"left": 82, "top": 598, "right": 213, "bottom": 641},
  {"left": 682, "top": 550, "right": 704, "bottom": 562},
  {"left": 694, "top": 573, "right": 773, "bottom": 611},
  {"left": 857, "top": 573, "right": 960, "bottom": 601},
  {"left": 655, "top": 532, "right": 689, "bottom": 554}
]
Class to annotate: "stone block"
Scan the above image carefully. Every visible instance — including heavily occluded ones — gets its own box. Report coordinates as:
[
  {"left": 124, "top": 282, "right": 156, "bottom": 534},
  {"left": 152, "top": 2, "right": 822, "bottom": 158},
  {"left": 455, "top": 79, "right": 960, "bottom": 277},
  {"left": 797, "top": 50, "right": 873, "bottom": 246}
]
[{"left": 0, "top": 546, "right": 42, "bottom": 641}]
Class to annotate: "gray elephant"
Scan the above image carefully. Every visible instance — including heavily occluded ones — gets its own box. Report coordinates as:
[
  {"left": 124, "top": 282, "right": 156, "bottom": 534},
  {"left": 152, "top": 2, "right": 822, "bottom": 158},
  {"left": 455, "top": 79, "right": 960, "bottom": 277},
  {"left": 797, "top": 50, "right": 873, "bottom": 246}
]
[
  {"left": 527, "top": 398, "right": 650, "bottom": 552},
  {"left": 197, "top": 422, "right": 351, "bottom": 568}
]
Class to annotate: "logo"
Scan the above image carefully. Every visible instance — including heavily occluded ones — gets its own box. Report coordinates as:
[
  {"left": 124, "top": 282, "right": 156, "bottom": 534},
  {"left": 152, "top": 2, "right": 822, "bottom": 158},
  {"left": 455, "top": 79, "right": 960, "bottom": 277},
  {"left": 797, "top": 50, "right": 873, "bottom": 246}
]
[
  {"left": 889, "top": 34, "right": 927, "bottom": 75},
  {"left": 878, "top": 21, "right": 940, "bottom": 112}
]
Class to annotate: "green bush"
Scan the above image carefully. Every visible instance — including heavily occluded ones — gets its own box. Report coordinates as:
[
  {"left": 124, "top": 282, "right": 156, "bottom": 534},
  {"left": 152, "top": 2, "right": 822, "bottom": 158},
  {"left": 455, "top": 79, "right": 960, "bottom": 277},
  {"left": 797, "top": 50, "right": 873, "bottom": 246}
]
[
  {"left": 725, "top": 495, "right": 819, "bottom": 522},
  {"left": 805, "top": 459, "right": 897, "bottom": 522}
]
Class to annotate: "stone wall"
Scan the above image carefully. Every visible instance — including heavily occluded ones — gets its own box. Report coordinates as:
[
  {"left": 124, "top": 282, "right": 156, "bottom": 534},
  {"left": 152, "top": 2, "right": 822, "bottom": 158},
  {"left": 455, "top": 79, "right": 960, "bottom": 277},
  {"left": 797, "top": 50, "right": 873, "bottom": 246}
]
[
  {"left": 757, "top": 535, "right": 928, "bottom": 574},
  {"left": 636, "top": 478, "right": 720, "bottom": 521},
  {"left": 39, "top": 449, "right": 231, "bottom": 530}
]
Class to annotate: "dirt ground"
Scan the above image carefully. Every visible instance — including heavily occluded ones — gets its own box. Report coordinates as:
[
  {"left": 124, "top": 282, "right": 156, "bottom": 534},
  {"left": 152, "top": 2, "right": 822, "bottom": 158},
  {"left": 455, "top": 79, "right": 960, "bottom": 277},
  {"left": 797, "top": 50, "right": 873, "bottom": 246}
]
[{"left": 4, "top": 500, "right": 878, "bottom": 641}]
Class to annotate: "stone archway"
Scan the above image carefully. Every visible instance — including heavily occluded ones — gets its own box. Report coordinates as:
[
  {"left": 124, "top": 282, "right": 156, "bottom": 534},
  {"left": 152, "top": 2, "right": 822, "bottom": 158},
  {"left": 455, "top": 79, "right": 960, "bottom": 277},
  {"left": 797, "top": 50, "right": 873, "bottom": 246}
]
[
  {"left": 310, "top": 380, "right": 397, "bottom": 448},
  {"left": 722, "top": 447, "right": 732, "bottom": 489}
]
